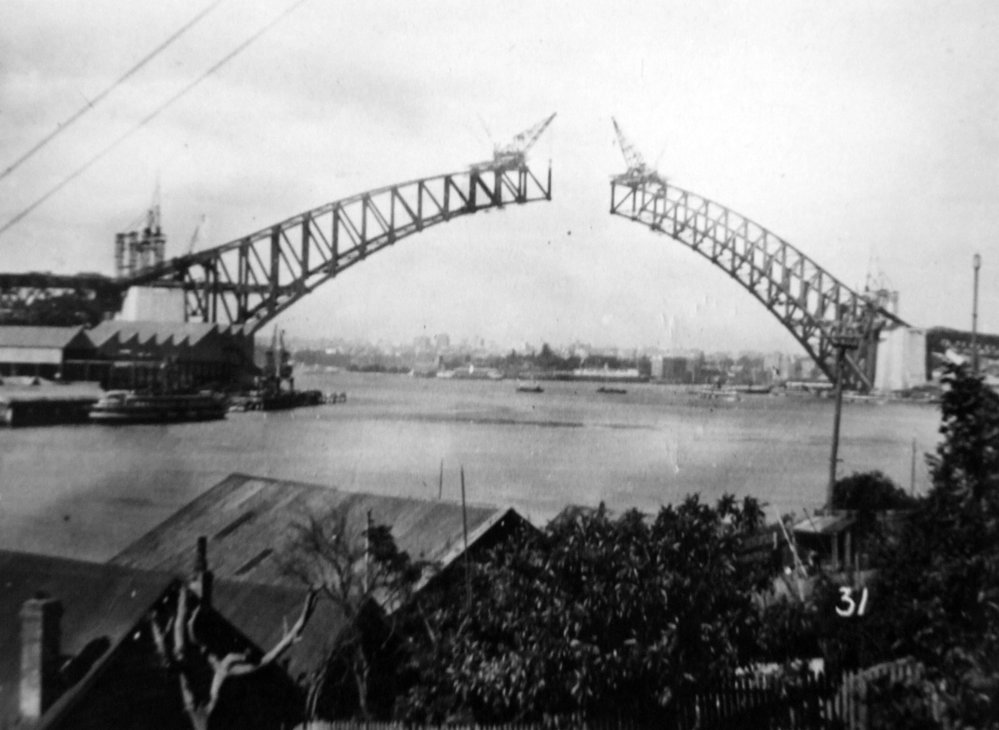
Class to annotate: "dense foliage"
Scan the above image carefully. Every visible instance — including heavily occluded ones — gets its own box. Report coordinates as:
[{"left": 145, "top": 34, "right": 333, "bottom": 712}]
[
  {"left": 868, "top": 363, "right": 999, "bottom": 727},
  {"left": 394, "top": 495, "right": 778, "bottom": 724},
  {"left": 1, "top": 290, "right": 121, "bottom": 326}
]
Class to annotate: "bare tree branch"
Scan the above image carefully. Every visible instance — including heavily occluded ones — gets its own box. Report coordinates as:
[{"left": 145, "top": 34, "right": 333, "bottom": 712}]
[{"left": 148, "top": 581, "right": 319, "bottom": 730}]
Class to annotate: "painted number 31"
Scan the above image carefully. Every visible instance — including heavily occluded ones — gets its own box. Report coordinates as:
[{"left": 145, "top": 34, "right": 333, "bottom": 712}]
[{"left": 836, "top": 587, "right": 870, "bottom": 618}]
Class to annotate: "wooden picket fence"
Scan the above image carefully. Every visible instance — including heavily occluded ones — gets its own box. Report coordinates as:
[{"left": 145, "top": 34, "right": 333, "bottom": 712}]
[{"left": 298, "top": 658, "right": 933, "bottom": 730}]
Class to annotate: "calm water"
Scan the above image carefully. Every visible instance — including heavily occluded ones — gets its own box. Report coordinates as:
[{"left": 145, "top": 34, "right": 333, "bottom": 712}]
[{"left": 0, "top": 372, "right": 941, "bottom": 562}]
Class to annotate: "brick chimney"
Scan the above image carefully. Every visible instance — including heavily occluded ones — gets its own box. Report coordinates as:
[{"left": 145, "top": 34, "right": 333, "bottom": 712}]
[
  {"left": 19, "top": 595, "right": 63, "bottom": 725},
  {"left": 191, "top": 536, "right": 213, "bottom": 609}
]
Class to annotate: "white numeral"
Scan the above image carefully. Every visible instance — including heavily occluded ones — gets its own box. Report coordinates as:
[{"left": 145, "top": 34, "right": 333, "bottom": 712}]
[{"left": 836, "top": 586, "right": 869, "bottom": 618}]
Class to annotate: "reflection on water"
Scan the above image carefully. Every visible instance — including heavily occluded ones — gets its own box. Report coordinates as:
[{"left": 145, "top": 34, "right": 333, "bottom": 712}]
[{"left": 0, "top": 372, "right": 941, "bottom": 561}]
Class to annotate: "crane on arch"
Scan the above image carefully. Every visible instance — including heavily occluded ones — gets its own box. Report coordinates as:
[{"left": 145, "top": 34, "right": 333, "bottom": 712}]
[
  {"left": 472, "top": 113, "right": 556, "bottom": 172},
  {"left": 608, "top": 120, "right": 906, "bottom": 392},
  {"left": 611, "top": 117, "right": 663, "bottom": 184}
]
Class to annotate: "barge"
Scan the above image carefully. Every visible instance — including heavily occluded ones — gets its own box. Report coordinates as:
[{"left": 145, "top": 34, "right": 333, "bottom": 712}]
[{"left": 89, "top": 390, "right": 227, "bottom": 423}]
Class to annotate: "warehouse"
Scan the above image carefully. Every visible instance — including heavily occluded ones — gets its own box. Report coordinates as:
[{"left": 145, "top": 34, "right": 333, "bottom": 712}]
[
  {"left": 87, "top": 321, "right": 256, "bottom": 390},
  {"left": 0, "top": 325, "right": 95, "bottom": 380},
  {"left": 0, "top": 322, "right": 256, "bottom": 389}
]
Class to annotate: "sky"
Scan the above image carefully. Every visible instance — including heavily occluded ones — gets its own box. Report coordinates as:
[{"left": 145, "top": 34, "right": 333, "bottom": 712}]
[{"left": 1, "top": 1, "right": 997, "bottom": 353}]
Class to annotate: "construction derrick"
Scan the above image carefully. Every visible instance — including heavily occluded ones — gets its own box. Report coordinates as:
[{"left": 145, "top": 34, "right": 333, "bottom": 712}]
[{"left": 472, "top": 113, "right": 557, "bottom": 172}]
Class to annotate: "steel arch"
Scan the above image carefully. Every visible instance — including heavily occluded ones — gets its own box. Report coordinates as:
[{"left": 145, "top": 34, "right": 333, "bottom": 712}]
[
  {"left": 610, "top": 176, "right": 905, "bottom": 391},
  {"left": 124, "top": 164, "right": 552, "bottom": 333}
]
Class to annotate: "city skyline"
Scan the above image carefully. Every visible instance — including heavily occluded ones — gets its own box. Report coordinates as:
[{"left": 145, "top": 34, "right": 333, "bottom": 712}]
[{"left": 1, "top": 2, "right": 997, "bottom": 353}]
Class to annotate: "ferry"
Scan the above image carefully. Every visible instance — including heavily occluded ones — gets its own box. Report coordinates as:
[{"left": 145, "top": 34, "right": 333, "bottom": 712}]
[{"left": 89, "top": 390, "right": 227, "bottom": 423}]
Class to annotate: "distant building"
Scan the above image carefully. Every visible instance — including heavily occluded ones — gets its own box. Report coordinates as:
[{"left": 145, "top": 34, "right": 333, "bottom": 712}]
[
  {"left": 87, "top": 321, "right": 255, "bottom": 390},
  {"left": 874, "top": 326, "right": 927, "bottom": 392},
  {"left": 0, "top": 326, "right": 95, "bottom": 380},
  {"left": 412, "top": 335, "right": 433, "bottom": 355}
]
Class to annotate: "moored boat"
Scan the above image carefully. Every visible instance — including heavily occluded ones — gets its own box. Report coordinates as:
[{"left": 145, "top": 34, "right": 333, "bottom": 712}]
[{"left": 90, "top": 390, "right": 227, "bottom": 423}]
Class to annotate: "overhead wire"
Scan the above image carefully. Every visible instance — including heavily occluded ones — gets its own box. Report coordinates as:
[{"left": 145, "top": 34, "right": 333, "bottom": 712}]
[
  {"left": 0, "top": 0, "right": 226, "bottom": 182},
  {"left": 0, "top": 0, "right": 311, "bottom": 238}
]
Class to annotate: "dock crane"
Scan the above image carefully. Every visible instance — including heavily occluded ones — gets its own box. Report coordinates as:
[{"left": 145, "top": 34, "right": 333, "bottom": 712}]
[{"left": 472, "top": 112, "right": 556, "bottom": 172}]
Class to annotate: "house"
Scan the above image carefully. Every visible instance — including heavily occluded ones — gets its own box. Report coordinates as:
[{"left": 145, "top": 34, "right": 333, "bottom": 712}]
[
  {"left": 0, "top": 547, "right": 345, "bottom": 729},
  {"left": 109, "top": 473, "right": 534, "bottom": 721},
  {"left": 111, "top": 472, "right": 531, "bottom": 590}
]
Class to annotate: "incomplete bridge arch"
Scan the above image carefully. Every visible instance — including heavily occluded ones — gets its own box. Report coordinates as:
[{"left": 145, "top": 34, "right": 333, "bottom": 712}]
[
  {"left": 610, "top": 172, "right": 904, "bottom": 391},
  {"left": 124, "top": 164, "right": 552, "bottom": 333}
]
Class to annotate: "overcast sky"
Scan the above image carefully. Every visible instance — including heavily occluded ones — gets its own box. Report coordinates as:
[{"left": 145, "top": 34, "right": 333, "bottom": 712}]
[{"left": 1, "top": 1, "right": 996, "bottom": 352}]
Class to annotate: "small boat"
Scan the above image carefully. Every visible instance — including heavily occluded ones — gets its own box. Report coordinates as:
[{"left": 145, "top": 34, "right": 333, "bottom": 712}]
[
  {"left": 516, "top": 384, "right": 544, "bottom": 393},
  {"left": 90, "top": 390, "right": 227, "bottom": 423},
  {"left": 597, "top": 386, "right": 627, "bottom": 395}
]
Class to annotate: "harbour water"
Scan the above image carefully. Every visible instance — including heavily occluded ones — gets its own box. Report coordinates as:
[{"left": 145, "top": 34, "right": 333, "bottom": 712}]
[{"left": 0, "top": 372, "right": 941, "bottom": 562}]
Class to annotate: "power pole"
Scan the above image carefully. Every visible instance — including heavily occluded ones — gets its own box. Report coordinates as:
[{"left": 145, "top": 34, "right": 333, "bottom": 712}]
[
  {"left": 972, "top": 253, "right": 981, "bottom": 374},
  {"left": 827, "top": 326, "right": 861, "bottom": 510}
]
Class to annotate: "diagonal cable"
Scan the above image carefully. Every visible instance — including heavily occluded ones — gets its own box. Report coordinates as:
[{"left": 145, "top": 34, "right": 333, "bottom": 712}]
[
  {"left": 0, "top": 0, "right": 226, "bottom": 182},
  {"left": 0, "top": 0, "right": 310, "bottom": 238}
]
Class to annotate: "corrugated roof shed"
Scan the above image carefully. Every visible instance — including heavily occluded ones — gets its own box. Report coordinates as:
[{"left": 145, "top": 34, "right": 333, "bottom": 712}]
[
  {"left": 0, "top": 550, "right": 347, "bottom": 728},
  {"left": 0, "top": 326, "right": 90, "bottom": 350},
  {"left": 112, "top": 473, "right": 523, "bottom": 588}
]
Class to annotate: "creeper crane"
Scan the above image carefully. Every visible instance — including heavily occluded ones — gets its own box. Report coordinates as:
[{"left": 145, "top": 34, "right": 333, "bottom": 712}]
[
  {"left": 472, "top": 113, "right": 556, "bottom": 172},
  {"left": 612, "top": 117, "right": 663, "bottom": 184}
]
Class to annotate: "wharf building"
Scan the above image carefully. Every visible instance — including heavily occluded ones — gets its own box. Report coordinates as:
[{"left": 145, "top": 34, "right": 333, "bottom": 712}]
[{"left": 0, "top": 322, "right": 255, "bottom": 391}]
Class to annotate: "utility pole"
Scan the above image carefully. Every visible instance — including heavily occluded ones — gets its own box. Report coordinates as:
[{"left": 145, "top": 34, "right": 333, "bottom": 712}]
[
  {"left": 827, "top": 325, "right": 861, "bottom": 511},
  {"left": 972, "top": 253, "right": 981, "bottom": 374}
]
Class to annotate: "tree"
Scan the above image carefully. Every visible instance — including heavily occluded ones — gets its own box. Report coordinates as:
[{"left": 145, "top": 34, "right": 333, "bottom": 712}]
[
  {"left": 149, "top": 582, "right": 318, "bottom": 730},
  {"left": 861, "top": 363, "right": 999, "bottom": 727},
  {"left": 395, "top": 495, "right": 777, "bottom": 724},
  {"left": 282, "top": 508, "right": 424, "bottom": 720}
]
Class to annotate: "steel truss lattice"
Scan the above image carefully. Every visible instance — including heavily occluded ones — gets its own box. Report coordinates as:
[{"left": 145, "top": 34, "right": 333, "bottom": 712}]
[
  {"left": 125, "top": 165, "right": 552, "bottom": 332},
  {"left": 610, "top": 177, "right": 905, "bottom": 391}
]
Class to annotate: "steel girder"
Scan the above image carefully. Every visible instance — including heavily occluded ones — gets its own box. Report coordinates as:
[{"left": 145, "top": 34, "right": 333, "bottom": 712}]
[
  {"left": 124, "top": 165, "right": 552, "bottom": 333},
  {"left": 610, "top": 177, "right": 905, "bottom": 391}
]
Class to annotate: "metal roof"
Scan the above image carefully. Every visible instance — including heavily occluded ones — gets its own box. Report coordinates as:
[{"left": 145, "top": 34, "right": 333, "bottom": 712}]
[
  {"left": 112, "top": 472, "right": 519, "bottom": 588},
  {"left": 87, "top": 321, "right": 222, "bottom": 349},
  {"left": 0, "top": 326, "right": 89, "bottom": 350}
]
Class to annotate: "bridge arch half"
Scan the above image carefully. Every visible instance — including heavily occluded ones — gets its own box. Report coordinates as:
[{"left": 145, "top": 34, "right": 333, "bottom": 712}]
[
  {"left": 610, "top": 175, "right": 905, "bottom": 391},
  {"left": 126, "top": 164, "right": 552, "bottom": 333}
]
